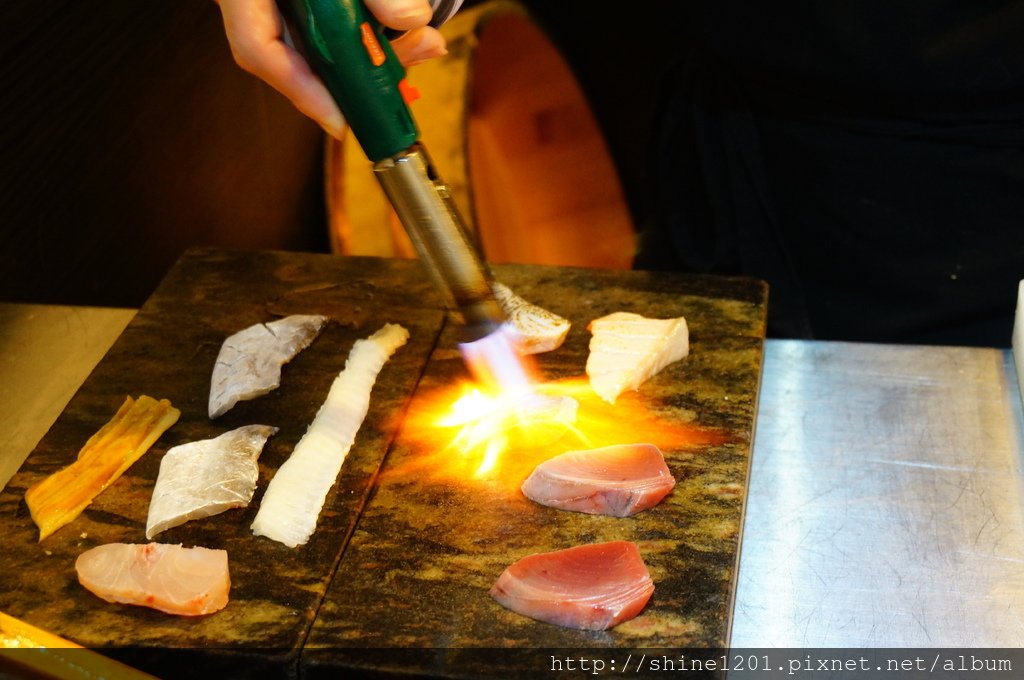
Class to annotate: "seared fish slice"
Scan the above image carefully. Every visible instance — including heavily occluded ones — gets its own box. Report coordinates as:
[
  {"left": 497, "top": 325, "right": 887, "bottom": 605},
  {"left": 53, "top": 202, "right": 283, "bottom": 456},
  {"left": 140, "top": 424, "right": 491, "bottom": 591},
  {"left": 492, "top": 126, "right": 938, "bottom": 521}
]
[
  {"left": 76, "top": 543, "right": 230, "bottom": 616},
  {"left": 146, "top": 424, "right": 279, "bottom": 539},
  {"left": 490, "top": 541, "right": 654, "bottom": 630},
  {"left": 491, "top": 282, "right": 570, "bottom": 354},
  {"left": 251, "top": 324, "right": 409, "bottom": 547},
  {"left": 585, "top": 311, "right": 689, "bottom": 403},
  {"left": 209, "top": 314, "right": 328, "bottom": 418},
  {"left": 521, "top": 443, "right": 675, "bottom": 517}
]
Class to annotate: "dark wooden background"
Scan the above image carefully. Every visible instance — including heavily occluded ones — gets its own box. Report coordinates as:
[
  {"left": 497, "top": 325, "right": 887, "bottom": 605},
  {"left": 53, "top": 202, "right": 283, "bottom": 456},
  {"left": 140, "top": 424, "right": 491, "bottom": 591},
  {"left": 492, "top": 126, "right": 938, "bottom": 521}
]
[
  {"left": 0, "top": 0, "right": 683, "bottom": 308},
  {"left": 0, "top": 1, "right": 328, "bottom": 307}
]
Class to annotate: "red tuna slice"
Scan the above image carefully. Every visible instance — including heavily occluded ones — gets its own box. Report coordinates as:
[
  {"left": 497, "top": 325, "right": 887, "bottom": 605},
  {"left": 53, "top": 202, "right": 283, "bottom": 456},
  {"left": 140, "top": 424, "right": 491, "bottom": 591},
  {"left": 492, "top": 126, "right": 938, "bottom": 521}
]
[
  {"left": 489, "top": 541, "right": 654, "bottom": 630},
  {"left": 76, "top": 543, "right": 230, "bottom": 616},
  {"left": 521, "top": 443, "right": 675, "bottom": 517}
]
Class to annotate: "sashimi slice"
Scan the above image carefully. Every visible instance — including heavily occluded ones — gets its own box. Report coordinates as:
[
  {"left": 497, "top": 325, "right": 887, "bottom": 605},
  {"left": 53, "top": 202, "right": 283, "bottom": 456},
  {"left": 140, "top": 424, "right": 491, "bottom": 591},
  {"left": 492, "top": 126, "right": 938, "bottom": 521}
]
[
  {"left": 586, "top": 311, "right": 689, "bottom": 403},
  {"left": 25, "top": 396, "right": 180, "bottom": 541},
  {"left": 75, "top": 543, "right": 230, "bottom": 616},
  {"left": 251, "top": 324, "right": 409, "bottom": 547},
  {"left": 209, "top": 314, "right": 328, "bottom": 418},
  {"left": 146, "top": 425, "right": 279, "bottom": 539},
  {"left": 491, "top": 282, "right": 571, "bottom": 354},
  {"left": 490, "top": 541, "right": 654, "bottom": 630},
  {"left": 521, "top": 443, "right": 675, "bottom": 517}
]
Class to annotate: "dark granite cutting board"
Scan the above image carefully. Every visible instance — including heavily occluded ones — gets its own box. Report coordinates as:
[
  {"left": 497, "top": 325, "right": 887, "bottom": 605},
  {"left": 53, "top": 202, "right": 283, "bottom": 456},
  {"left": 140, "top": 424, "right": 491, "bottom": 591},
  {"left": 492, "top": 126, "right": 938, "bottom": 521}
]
[
  {"left": 0, "top": 248, "right": 445, "bottom": 678},
  {"left": 0, "top": 249, "right": 766, "bottom": 679},
  {"left": 303, "top": 264, "right": 767, "bottom": 677}
]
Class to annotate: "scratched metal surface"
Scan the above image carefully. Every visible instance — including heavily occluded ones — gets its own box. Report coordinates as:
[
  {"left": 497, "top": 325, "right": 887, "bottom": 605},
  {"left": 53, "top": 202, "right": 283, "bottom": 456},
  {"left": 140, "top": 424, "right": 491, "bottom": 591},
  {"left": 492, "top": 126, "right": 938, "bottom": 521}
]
[
  {"left": 732, "top": 340, "right": 1024, "bottom": 647},
  {"left": 0, "top": 303, "right": 135, "bottom": 491}
]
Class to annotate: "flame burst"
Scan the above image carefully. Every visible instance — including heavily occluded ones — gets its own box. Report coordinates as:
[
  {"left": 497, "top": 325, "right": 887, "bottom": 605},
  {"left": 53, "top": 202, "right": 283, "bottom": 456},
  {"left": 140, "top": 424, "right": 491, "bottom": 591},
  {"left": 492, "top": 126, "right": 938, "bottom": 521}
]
[{"left": 391, "top": 375, "right": 723, "bottom": 488}]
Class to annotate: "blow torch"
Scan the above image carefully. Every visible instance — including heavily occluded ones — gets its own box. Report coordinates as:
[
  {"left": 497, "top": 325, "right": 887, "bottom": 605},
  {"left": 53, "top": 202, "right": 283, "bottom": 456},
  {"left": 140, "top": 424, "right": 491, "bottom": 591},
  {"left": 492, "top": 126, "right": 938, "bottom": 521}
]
[{"left": 278, "top": 0, "right": 529, "bottom": 390}]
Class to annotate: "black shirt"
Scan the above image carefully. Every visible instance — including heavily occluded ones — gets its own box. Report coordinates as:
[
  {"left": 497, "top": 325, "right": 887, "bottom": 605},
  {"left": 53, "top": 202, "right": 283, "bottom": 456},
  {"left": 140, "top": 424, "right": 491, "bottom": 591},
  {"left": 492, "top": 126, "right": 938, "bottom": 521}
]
[{"left": 636, "top": 1, "right": 1024, "bottom": 346}]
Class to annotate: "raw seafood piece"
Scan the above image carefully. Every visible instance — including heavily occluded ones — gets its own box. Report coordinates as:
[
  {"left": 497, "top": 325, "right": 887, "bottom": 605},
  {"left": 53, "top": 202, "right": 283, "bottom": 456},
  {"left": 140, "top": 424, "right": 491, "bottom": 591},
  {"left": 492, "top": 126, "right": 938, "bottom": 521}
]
[
  {"left": 25, "top": 396, "right": 180, "bottom": 541},
  {"left": 75, "top": 543, "right": 230, "bottom": 616},
  {"left": 490, "top": 541, "right": 654, "bottom": 630},
  {"left": 586, "top": 311, "right": 689, "bottom": 403},
  {"left": 209, "top": 314, "right": 328, "bottom": 418},
  {"left": 521, "top": 443, "right": 675, "bottom": 517},
  {"left": 146, "top": 424, "right": 279, "bottom": 539},
  {"left": 251, "top": 324, "right": 409, "bottom": 547},
  {"left": 491, "top": 282, "right": 571, "bottom": 354}
]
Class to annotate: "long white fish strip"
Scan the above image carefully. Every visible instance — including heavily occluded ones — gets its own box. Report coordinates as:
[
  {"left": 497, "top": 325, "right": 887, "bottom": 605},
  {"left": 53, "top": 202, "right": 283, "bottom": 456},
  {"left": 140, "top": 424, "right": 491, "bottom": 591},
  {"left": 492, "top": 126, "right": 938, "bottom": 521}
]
[
  {"left": 251, "top": 324, "right": 409, "bottom": 547},
  {"left": 209, "top": 314, "right": 328, "bottom": 419},
  {"left": 491, "top": 282, "right": 570, "bottom": 354},
  {"left": 586, "top": 312, "right": 689, "bottom": 404},
  {"left": 146, "top": 425, "right": 279, "bottom": 539}
]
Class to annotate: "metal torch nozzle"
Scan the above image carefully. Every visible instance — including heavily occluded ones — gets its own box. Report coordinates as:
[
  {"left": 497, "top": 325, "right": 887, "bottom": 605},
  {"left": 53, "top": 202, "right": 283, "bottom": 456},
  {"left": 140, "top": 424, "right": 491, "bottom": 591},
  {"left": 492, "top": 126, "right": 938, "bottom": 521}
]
[{"left": 373, "top": 144, "right": 530, "bottom": 390}]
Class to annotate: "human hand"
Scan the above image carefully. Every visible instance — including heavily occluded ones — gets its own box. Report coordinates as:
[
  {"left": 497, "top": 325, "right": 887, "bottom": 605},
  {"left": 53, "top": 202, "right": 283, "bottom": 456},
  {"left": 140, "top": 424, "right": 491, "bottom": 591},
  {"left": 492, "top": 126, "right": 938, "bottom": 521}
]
[{"left": 215, "top": 0, "right": 448, "bottom": 138}]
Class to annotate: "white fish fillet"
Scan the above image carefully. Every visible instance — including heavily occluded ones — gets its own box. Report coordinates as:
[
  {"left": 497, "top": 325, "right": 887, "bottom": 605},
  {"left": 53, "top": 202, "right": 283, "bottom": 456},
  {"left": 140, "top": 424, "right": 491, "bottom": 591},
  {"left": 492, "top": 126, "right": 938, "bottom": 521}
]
[
  {"left": 209, "top": 314, "right": 328, "bottom": 418},
  {"left": 586, "top": 312, "right": 689, "bottom": 403},
  {"left": 146, "top": 425, "right": 279, "bottom": 539},
  {"left": 251, "top": 324, "right": 409, "bottom": 547},
  {"left": 76, "top": 543, "right": 230, "bottom": 616},
  {"left": 491, "top": 282, "right": 570, "bottom": 354}
]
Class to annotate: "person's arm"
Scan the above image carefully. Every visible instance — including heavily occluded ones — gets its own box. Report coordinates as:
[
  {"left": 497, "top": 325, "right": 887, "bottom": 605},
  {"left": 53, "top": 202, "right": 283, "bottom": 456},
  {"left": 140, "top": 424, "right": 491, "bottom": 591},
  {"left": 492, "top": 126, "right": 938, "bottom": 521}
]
[{"left": 215, "top": 0, "right": 447, "bottom": 137}]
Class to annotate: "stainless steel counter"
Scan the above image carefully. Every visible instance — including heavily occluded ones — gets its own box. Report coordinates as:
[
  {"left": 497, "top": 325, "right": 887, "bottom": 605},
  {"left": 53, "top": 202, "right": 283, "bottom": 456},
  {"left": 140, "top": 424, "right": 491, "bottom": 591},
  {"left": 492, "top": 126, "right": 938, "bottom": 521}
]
[
  {"left": 732, "top": 340, "right": 1024, "bottom": 647},
  {"left": 2, "top": 304, "right": 1023, "bottom": 646}
]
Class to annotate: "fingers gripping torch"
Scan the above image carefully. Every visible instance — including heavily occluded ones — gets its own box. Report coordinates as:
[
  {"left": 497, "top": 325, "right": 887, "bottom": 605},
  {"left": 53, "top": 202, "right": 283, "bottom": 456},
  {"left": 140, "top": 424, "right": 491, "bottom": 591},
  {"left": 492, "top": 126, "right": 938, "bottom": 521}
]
[{"left": 278, "top": 0, "right": 528, "bottom": 390}]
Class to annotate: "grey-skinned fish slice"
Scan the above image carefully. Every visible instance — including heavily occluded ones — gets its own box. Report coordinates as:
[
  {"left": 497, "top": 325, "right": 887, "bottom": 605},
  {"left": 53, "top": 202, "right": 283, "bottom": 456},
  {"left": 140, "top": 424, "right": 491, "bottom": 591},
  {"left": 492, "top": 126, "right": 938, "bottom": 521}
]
[
  {"left": 491, "top": 282, "right": 570, "bottom": 354},
  {"left": 208, "top": 314, "right": 328, "bottom": 418}
]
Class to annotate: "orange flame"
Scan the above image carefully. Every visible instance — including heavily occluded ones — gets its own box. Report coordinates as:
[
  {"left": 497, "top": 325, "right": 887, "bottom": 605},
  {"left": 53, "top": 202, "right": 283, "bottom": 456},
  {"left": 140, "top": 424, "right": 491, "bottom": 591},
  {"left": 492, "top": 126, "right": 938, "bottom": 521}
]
[{"left": 389, "top": 376, "right": 726, "bottom": 489}]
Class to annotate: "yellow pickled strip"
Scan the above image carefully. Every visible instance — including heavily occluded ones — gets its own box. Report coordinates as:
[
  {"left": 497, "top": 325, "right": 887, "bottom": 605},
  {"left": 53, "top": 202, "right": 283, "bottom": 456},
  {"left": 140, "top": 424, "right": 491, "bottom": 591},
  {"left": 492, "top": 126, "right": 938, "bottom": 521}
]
[
  {"left": 26, "top": 397, "right": 180, "bottom": 539},
  {"left": 120, "top": 397, "right": 182, "bottom": 475},
  {"left": 75, "top": 396, "right": 135, "bottom": 460},
  {"left": 27, "top": 397, "right": 180, "bottom": 538},
  {"left": 24, "top": 396, "right": 180, "bottom": 541},
  {"left": 27, "top": 397, "right": 139, "bottom": 510},
  {"left": 22, "top": 397, "right": 139, "bottom": 511},
  {"left": 78, "top": 396, "right": 162, "bottom": 466},
  {"left": 89, "top": 396, "right": 177, "bottom": 479},
  {"left": 25, "top": 456, "right": 123, "bottom": 540}
]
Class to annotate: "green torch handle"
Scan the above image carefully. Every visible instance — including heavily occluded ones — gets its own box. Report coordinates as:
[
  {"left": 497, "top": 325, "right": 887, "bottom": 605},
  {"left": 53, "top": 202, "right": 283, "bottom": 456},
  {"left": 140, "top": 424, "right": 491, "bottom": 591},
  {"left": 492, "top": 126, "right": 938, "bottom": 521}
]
[{"left": 279, "top": 0, "right": 419, "bottom": 161}]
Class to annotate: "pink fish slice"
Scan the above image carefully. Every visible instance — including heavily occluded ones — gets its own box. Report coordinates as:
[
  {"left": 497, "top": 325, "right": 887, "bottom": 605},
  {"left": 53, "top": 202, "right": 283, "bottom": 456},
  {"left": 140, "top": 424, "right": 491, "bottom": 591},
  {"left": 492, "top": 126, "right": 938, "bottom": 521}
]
[
  {"left": 490, "top": 541, "right": 654, "bottom": 630},
  {"left": 76, "top": 543, "right": 230, "bottom": 616},
  {"left": 521, "top": 443, "right": 676, "bottom": 517}
]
